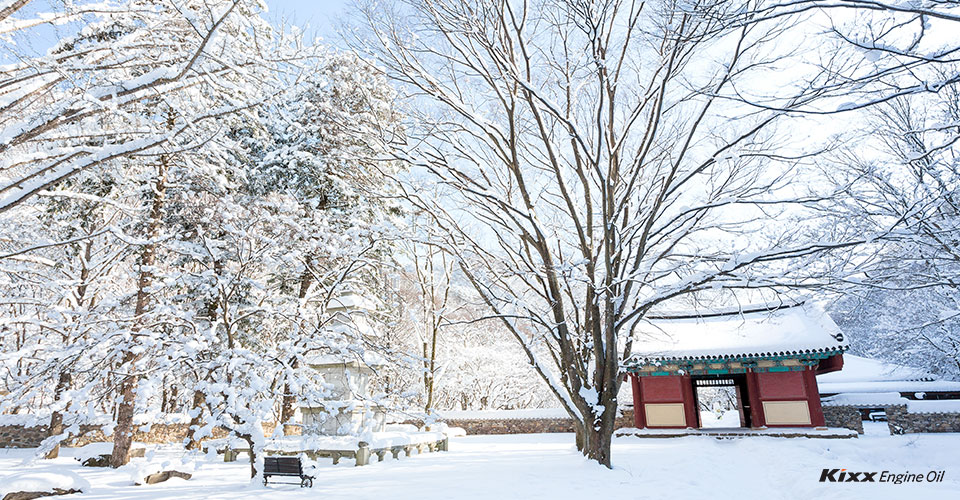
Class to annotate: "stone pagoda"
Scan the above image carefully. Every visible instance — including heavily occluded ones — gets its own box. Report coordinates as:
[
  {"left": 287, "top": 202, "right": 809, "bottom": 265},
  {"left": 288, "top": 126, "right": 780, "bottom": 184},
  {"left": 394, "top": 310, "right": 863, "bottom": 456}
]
[{"left": 300, "top": 287, "right": 387, "bottom": 436}]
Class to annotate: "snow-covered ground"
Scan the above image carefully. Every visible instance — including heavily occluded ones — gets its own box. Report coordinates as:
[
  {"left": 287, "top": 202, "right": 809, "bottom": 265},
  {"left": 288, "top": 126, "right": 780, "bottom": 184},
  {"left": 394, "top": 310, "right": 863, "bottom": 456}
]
[
  {"left": 2, "top": 432, "right": 958, "bottom": 499},
  {"left": 698, "top": 410, "right": 742, "bottom": 428}
]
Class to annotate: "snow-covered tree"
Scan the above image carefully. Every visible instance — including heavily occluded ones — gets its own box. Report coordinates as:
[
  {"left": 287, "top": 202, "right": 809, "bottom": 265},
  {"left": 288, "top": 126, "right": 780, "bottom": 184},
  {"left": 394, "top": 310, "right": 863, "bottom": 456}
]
[
  {"left": 246, "top": 50, "right": 404, "bottom": 436},
  {"left": 383, "top": 251, "right": 557, "bottom": 415},
  {"left": 0, "top": 0, "right": 302, "bottom": 213},
  {"left": 827, "top": 89, "right": 960, "bottom": 379},
  {"left": 1, "top": 1, "right": 404, "bottom": 478},
  {"left": 356, "top": 0, "right": 875, "bottom": 466},
  {"left": 0, "top": 164, "right": 140, "bottom": 459},
  {"left": 750, "top": 0, "right": 960, "bottom": 112}
]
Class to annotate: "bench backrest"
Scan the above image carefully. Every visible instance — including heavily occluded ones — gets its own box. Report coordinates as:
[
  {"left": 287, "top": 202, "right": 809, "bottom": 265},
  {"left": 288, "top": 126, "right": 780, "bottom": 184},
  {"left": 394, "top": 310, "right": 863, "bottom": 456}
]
[{"left": 264, "top": 456, "right": 302, "bottom": 475}]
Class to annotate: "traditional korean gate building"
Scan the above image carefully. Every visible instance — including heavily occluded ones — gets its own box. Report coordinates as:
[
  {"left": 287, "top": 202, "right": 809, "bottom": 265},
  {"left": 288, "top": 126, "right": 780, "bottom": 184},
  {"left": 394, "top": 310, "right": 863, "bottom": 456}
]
[{"left": 623, "top": 302, "right": 848, "bottom": 429}]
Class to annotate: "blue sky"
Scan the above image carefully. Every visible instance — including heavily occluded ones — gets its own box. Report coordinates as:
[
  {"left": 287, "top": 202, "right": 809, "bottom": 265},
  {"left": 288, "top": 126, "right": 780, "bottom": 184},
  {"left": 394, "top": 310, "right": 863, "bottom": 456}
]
[
  {"left": 266, "top": 0, "right": 355, "bottom": 40},
  {"left": 1, "top": 1, "right": 358, "bottom": 62}
]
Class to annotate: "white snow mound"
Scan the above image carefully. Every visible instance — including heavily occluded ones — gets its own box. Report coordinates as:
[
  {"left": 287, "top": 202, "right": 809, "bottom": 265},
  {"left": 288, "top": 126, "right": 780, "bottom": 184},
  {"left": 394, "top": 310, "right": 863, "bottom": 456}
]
[{"left": 0, "top": 470, "right": 90, "bottom": 496}]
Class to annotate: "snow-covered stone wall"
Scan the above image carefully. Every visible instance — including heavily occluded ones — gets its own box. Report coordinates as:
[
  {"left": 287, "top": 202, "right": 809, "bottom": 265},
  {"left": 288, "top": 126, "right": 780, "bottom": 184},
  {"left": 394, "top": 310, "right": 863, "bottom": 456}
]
[
  {"left": 821, "top": 406, "right": 863, "bottom": 434},
  {"left": 820, "top": 403, "right": 960, "bottom": 435},
  {"left": 886, "top": 405, "right": 960, "bottom": 434},
  {"left": 404, "top": 409, "right": 635, "bottom": 435},
  {"left": 0, "top": 422, "right": 283, "bottom": 448}
]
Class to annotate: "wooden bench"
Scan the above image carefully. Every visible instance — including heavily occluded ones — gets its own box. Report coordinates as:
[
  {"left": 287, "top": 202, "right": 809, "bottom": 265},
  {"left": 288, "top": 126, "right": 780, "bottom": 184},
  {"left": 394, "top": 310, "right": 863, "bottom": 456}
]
[{"left": 262, "top": 456, "right": 314, "bottom": 487}]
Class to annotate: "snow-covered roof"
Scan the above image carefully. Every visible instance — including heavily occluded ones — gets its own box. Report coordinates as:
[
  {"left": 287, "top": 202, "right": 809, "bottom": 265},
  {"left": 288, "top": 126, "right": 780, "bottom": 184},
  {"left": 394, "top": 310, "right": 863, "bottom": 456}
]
[
  {"left": 818, "top": 380, "right": 960, "bottom": 394},
  {"left": 304, "top": 351, "right": 386, "bottom": 367},
  {"left": 328, "top": 290, "right": 377, "bottom": 311},
  {"left": 626, "top": 302, "right": 847, "bottom": 363},
  {"left": 817, "top": 354, "right": 960, "bottom": 395},
  {"left": 818, "top": 354, "right": 935, "bottom": 384},
  {"left": 821, "top": 392, "right": 908, "bottom": 407},
  {"left": 821, "top": 391, "right": 960, "bottom": 410},
  {"left": 436, "top": 408, "right": 571, "bottom": 420},
  {"left": 906, "top": 399, "right": 960, "bottom": 414}
]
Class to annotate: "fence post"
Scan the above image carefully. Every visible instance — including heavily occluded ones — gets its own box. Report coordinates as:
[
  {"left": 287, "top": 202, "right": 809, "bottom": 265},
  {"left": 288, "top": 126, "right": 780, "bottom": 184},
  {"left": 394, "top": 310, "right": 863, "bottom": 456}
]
[{"left": 356, "top": 441, "right": 370, "bottom": 466}]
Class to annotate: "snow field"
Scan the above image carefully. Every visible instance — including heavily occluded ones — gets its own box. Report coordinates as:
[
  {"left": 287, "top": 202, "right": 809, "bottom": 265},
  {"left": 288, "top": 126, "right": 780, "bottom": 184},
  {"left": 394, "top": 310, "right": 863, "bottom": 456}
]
[{"left": 1, "top": 432, "right": 958, "bottom": 499}]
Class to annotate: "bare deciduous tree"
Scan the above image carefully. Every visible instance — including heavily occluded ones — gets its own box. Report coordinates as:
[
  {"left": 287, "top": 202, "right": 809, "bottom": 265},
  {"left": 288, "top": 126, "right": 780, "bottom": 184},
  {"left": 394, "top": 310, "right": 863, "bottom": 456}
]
[
  {"left": 827, "top": 87, "right": 960, "bottom": 377},
  {"left": 408, "top": 236, "right": 454, "bottom": 422},
  {"left": 746, "top": 1, "right": 960, "bottom": 112},
  {"left": 356, "top": 0, "right": 868, "bottom": 466}
]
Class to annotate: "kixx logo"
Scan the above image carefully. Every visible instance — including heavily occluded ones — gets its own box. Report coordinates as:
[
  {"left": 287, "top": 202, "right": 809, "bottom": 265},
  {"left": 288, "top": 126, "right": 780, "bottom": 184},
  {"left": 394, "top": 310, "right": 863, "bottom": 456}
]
[
  {"left": 819, "top": 468, "right": 947, "bottom": 484},
  {"left": 819, "top": 469, "right": 877, "bottom": 482}
]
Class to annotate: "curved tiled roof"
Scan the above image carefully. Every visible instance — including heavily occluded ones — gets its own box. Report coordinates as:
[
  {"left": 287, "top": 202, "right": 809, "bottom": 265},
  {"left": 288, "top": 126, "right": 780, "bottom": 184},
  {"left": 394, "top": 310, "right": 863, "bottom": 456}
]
[{"left": 624, "top": 301, "right": 848, "bottom": 365}]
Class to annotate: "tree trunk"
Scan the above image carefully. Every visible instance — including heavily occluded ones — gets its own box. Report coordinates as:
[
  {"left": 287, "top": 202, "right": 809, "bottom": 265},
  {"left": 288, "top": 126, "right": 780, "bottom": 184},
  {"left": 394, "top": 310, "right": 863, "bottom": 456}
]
[
  {"left": 168, "top": 383, "right": 178, "bottom": 413},
  {"left": 574, "top": 423, "right": 584, "bottom": 452},
  {"left": 581, "top": 425, "right": 612, "bottom": 467},
  {"left": 424, "top": 317, "right": 439, "bottom": 414},
  {"left": 44, "top": 371, "right": 72, "bottom": 459},
  {"left": 161, "top": 375, "right": 169, "bottom": 414},
  {"left": 111, "top": 361, "right": 138, "bottom": 466},
  {"left": 241, "top": 433, "right": 258, "bottom": 479},
  {"left": 185, "top": 389, "right": 206, "bottom": 450},
  {"left": 280, "top": 266, "right": 312, "bottom": 435},
  {"left": 280, "top": 359, "right": 300, "bottom": 436},
  {"left": 47, "top": 236, "right": 93, "bottom": 459},
  {"left": 575, "top": 408, "right": 616, "bottom": 467},
  {"left": 111, "top": 157, "right": 167, "bottom": 468}
]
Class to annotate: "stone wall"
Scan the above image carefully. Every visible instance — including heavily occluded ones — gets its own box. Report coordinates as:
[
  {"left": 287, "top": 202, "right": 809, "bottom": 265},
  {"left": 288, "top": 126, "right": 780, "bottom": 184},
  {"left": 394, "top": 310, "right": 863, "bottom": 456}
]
[
  {"left": 822, "top": 406, "right": 863, "bottom": 434},
  {"left": 885, "top": 405, "right": 960, "bottom": 434},
  {"left": 0, "top": 424, "right": 50, "bottom": 448},
  {"left": 819, "top": 404, "right": 960, "bottom": 435},
  {"left": 442, "top": 418, "right": 574, "bottom": 434},
  {"left": 414, "top": 409, "right": 635, "bottom": 435},
  {"left": 2, "top": 412, "right": 636, "bottom": 445},
  {"left": 0, "top": 422, "right": 279, "bottom": 448},
  {"left": 432, "top": 406, "right": 956, "bottom": 436}
]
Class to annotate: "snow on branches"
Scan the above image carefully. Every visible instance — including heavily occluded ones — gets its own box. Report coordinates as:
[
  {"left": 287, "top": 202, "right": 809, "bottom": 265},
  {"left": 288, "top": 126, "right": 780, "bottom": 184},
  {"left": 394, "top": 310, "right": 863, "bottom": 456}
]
[{"left": 0, "top": 1, "right": 404, "bottom": 476}]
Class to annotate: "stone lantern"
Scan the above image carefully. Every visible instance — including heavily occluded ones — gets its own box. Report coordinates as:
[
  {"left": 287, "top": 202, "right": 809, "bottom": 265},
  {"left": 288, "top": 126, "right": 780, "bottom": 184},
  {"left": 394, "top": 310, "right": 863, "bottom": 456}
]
[{"left": 300, "top": 288, "right": 387, "bottom": 435}]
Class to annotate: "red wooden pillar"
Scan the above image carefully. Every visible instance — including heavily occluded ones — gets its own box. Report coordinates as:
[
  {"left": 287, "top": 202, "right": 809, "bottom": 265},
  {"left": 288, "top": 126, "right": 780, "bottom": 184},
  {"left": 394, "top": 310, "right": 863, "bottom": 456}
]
[
  {"left": 802, "top": 367, "right": 826, "bottom": 427},
  {"left": 680, "top": 374, "right": 698, "bottom": 429},
  {"left": 735, "top": 384, "right": 746, "bottom": 427},
  {"left": 745, "top": 370, "right": 766, "bottom": 428},
  {"left": 630, "top": 374, "right": 645, "bottom": 428}
]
